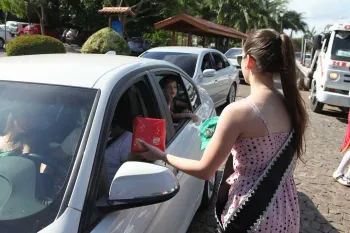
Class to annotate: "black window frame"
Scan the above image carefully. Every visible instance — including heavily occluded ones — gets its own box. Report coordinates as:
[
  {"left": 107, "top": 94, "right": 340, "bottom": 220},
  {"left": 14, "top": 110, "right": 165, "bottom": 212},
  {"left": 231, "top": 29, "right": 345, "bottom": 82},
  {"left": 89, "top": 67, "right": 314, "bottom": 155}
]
[
  {"left": 201, "top": 52, "right": 215, "bottom": 72},
  {"left": 149, "top": 68, "right": 201, "bottom": 143}
]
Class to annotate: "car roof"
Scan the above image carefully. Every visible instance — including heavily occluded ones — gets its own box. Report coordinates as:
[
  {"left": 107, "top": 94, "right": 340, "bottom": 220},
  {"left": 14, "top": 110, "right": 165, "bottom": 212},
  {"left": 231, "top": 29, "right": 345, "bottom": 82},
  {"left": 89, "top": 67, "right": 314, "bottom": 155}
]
[
  {"left": 145, "top": 46, "right": 221, "bottom": 55},
  {"left": 0, "top": 54, "right": 169, "bottom": 88}
]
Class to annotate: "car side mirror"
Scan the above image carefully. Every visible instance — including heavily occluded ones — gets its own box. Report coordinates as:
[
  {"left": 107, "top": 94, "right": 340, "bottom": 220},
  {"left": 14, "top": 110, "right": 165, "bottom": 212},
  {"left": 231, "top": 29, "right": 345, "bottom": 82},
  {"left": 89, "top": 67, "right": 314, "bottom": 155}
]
[
  {"left": 202, "top": 69, "right": 216, "bottom": 78},
  {"left": 97, "top": 161, "right": 179, "bottom": 213}
]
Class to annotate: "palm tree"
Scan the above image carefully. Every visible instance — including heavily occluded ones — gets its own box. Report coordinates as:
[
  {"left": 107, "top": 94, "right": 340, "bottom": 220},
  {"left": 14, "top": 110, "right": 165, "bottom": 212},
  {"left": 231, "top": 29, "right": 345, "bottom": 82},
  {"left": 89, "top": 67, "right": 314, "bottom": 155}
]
[
  {"left": 305, "top": 26, "right": 317, "bottom": 38},
  {"left": 279, "top": 10, "right": 307, "bottom": 37}
]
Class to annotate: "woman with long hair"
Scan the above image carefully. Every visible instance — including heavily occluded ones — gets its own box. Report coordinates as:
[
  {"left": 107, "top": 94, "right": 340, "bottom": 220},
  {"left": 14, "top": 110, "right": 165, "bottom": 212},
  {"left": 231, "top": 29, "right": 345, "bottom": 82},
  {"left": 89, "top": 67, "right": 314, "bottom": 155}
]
[{"left": 134, "top": 29, "right": 307, "bottom": 233}]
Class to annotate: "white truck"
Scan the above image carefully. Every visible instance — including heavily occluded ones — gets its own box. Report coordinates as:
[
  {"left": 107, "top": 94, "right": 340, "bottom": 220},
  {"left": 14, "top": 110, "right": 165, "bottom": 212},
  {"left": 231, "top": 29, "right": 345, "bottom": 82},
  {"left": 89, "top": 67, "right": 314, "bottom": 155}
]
[{"left": 296, "top": 22, "right": 350, "bottom": 113}]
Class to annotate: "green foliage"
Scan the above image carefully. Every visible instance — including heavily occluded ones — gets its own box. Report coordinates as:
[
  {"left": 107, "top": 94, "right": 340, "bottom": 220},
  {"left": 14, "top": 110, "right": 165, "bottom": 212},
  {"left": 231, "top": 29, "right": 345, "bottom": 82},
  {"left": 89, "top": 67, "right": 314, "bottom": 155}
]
[
  {"left": 0, "top": 0, "right": 26, "bottom": 19},
  {"left": 81, "top": 27, "right": 130, "bottom": 55},
  {"left": 6, "top": 35, "right": 66, "bottom": 56},
  {"left": 143, "top": 30, "right": 171, "bottom": 46}
]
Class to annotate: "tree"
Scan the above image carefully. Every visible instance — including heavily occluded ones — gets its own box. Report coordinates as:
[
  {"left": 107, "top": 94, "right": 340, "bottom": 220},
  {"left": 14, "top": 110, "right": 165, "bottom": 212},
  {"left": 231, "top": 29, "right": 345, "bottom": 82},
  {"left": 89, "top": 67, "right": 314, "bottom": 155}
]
[
  {"left": 24, "top": 0, "right": 48, "bottom": 35},
  {"left": 0, "top": 0, "right": 26, "bottom": 42},
  {"left": 279, "top": 10, "right": 307, "bottom": 36},
  {"left": 305, "top": 26, "right": 316, "bottom": 38}
]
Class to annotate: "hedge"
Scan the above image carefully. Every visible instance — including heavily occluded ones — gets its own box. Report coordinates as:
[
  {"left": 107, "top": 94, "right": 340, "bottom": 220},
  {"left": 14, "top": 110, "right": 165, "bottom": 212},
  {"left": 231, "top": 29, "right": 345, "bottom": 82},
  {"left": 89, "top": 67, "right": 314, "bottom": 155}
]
[
  {"left": 81, "top": 27, "right": 130, "bottom": 55},
  {"left": 6, "top": 35, "right": 66, "bottom": 56}
]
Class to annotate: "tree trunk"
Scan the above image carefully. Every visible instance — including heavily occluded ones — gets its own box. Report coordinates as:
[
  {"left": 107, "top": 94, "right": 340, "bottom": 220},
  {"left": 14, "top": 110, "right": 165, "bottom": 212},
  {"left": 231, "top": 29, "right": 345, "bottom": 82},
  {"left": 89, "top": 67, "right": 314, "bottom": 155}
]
[{"left": 4, "top": 13, "right": 8, "bottom": 45}]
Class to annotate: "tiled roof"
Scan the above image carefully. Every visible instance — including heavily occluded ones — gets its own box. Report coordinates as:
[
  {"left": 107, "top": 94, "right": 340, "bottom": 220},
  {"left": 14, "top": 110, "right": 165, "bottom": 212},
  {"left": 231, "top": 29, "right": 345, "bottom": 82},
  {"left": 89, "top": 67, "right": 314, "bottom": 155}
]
[
  {"left": 155, "top": 13, "right": 247, "bottom": 39},
  {"left": 98, "top": 7, "right": 135, "bottom": 16}
]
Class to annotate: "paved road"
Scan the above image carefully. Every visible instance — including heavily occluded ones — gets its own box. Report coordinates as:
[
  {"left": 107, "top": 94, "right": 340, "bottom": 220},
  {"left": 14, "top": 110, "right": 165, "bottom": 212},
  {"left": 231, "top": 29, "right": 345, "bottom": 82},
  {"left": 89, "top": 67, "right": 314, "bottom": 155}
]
[
  {"left": 187, "top": 82, "right": 350, "bottom": 233},
  {"left": 0, "top": 48, "right": 5, "bottom": 57}
]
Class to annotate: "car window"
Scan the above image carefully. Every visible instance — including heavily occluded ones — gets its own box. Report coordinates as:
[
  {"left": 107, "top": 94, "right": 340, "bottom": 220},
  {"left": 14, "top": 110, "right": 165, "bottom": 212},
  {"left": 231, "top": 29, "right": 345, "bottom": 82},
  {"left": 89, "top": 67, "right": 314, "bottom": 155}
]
[
  {"left": 212, "top": 52, "right": 228, "bottom": 70},
  {"left": 80, "top": 76, "right": 162, "bottom": 231},
  {"left": 0, "top": 82, "right": 97, "bottom": 233},
  {"left": 225, "top": 48, "right": 242, "bottom": 58},
  {"left": 140, "top": 52, "right": 198, "bottom": 78},
  {"left": 103, "top": 79, "right": 160, "bottom": 186},
  {"left": 201, "top": 53, "right": 214, "bottom": 72}
]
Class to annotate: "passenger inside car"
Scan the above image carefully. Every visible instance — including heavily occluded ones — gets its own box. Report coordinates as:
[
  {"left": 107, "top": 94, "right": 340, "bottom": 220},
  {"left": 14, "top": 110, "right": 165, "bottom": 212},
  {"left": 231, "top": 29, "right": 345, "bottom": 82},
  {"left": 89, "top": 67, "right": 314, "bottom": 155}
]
[
  {"left": 160, "top": 76, "right": 199, "bottom": 122},
  {"left": 105, "top": 123, "right": 132, "bottom": 185},
  {"left": 0, "top": 108, "right": 38, "bottom": 156}
]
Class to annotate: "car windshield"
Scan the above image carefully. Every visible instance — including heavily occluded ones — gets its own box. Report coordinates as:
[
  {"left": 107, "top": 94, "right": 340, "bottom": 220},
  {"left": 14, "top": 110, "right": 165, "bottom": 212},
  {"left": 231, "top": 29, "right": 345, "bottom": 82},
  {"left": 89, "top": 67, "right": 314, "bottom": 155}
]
[
  {"left": 141, "top": 52, "right": 198, "bottom": 77},
  {"left": 331, "top": 30, "right": 350, "bottom": 62},
  {"left": 225, "top": 48, "right": 243, "bottom": 58},
  {"left": 0, "top": 82, "right": 97, "bottom": 232}
]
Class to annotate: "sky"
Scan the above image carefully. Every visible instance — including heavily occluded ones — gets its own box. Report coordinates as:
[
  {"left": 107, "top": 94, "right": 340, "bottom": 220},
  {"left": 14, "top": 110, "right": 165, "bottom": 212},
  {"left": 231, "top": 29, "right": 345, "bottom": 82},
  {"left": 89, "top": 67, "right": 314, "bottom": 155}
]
[{"left": 286, "top": 0, "right": 350, "bottom": 37}]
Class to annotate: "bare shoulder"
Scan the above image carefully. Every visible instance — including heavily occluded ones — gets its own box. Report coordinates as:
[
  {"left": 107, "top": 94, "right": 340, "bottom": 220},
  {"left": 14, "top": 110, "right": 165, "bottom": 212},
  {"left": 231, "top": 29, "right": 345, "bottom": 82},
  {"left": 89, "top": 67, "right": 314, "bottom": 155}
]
[
  {"left": 220, "top": 99, "right": 252, "bottom": 120},
  {"left": 217, "top": 99, "right": 253, "bottom": 133}
]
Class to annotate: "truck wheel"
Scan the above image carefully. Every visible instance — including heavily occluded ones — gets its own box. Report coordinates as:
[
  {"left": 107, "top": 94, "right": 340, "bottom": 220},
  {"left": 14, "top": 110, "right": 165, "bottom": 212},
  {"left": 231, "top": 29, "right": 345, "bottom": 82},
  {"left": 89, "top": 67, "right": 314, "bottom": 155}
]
[{"left": 310, "top": 81, "right": 324, "bottom": 113}]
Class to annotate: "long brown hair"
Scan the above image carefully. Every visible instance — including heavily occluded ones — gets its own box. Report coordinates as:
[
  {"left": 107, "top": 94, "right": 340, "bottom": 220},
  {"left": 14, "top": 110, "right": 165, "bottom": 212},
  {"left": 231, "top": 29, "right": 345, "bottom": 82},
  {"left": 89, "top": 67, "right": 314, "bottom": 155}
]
[{"left": 243, "top": 29, "right": 308, "bottom": 159}]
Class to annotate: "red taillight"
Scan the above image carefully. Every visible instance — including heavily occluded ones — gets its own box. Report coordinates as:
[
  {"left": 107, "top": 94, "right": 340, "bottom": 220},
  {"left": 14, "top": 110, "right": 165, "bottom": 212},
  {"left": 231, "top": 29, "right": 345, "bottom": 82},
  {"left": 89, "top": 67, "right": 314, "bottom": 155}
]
[{"left": 328, "top": 88, "right": 335, "bottom": 92}]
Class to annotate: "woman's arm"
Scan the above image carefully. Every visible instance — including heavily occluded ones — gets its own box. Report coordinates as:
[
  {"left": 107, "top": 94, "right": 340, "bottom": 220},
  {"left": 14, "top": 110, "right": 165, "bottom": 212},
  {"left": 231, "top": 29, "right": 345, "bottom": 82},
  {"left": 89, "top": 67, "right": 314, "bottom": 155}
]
[{"left": 139, "top": 102, "right": 247, "bottom": 180}]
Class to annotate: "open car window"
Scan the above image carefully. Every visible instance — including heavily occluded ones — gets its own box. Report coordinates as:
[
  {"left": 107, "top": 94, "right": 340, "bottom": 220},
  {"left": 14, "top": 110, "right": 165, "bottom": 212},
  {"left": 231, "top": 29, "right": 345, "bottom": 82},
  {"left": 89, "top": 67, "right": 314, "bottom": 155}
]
[{"left": 0, "top": 82, "right": 97, "bottom": 232}]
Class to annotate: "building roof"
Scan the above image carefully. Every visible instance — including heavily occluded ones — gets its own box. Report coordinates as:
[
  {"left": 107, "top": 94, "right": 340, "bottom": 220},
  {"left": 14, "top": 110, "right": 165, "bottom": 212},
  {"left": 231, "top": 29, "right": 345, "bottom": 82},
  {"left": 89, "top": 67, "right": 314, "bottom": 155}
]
[
  {"left": 155, "top": 13, "right": 246, "bottom": 39},
  {"left": 98, "top": 7, "right": 135, "bottom": 16}
]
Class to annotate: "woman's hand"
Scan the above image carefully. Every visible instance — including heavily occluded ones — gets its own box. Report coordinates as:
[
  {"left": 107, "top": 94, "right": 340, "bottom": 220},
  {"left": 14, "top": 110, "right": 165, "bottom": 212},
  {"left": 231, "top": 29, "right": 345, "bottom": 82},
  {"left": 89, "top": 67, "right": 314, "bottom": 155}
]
[{"left": 128, "top": 140, "right": 167, "bottom": 162}]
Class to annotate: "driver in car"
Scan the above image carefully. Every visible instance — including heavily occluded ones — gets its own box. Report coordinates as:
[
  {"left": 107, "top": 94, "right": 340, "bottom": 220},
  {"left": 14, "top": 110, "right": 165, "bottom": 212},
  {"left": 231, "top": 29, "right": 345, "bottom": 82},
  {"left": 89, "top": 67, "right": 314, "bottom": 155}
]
[
  {"left": 0, "top": 108, "right": 37, "bottom": 156},
  {"left": 160, "top": 76, "right": 199, "bottom": 122}
]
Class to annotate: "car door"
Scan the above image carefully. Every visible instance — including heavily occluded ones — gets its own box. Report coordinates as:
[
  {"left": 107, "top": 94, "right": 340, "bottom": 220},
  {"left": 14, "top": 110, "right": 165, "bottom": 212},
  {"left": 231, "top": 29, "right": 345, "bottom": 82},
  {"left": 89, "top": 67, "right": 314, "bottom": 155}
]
[
  {"left": 142, "top": 69, "right": 213, "bottom": 233},
  {"left": 78, "top": 72, "right": 169, "bottom": 233},
  {"left": 196, "top": 52, "right": 220, "bottom": 104},
  {"left": 211, "top": 52, "right": 234, "bottom": 103}
]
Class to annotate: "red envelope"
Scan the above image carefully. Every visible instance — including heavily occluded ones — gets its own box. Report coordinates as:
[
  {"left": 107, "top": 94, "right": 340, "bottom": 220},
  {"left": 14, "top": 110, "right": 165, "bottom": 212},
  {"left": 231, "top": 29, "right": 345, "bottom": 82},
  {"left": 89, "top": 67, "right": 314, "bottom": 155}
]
[{"left": 132, "top": 117, "right": 166, "bottom": 152}]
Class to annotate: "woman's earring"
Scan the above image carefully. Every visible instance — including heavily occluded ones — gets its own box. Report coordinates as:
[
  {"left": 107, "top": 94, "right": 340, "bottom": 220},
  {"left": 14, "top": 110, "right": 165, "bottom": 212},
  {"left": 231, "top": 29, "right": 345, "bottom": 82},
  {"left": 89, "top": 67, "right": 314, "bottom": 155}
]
[{"left": 245, "top": 67, "right": 249, "bottom": 70}]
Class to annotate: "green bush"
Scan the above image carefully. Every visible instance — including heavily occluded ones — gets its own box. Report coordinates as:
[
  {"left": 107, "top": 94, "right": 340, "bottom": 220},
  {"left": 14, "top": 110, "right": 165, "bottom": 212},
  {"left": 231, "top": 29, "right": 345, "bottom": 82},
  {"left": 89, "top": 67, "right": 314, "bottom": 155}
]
[
  {"left": 143, "top": 30, "right": 171, "bottom": 46},
  {"left": 81, "top": 27, "right": 130, "bottom": 55},
  {"left": 6, "top": 35, "right": 66, "bottom": 56}
]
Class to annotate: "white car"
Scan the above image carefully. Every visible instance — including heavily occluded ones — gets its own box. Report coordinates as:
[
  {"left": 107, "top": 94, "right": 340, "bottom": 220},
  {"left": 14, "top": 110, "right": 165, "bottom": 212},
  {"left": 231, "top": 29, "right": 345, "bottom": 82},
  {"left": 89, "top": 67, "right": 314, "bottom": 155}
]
[
  {"left": 225, "top": 47, "right": 244, "bottom": 82},
  {"left": 140, "top": 46, "right": 240, "bottom": 108},
  {"left": 0, "top": 54, "right": 217, "bottom": 233},
  {"left": 0, "top": 27, "right": 13, "bottom": 48}
]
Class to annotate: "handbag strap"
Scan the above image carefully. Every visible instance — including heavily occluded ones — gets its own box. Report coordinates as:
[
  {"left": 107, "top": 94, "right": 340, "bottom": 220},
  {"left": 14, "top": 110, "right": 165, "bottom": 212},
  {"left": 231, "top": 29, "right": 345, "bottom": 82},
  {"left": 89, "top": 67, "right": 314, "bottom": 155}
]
[{"left": 219, "top": 131, "right": 296, "bottom": 233}]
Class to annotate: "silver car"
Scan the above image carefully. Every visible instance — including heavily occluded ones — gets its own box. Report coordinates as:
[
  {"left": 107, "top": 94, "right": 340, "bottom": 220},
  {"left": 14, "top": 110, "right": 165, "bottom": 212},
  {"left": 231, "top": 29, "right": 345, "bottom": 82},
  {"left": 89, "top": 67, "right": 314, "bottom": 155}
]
[
  {"left": 225, "top": 47, "right": 244, "bottom": 82},
  {"left": 0, "top": 54, "right": 217, "bottom": 233},
  {"left": 140, "top": 46, "right": 240, "bottom": 108}
]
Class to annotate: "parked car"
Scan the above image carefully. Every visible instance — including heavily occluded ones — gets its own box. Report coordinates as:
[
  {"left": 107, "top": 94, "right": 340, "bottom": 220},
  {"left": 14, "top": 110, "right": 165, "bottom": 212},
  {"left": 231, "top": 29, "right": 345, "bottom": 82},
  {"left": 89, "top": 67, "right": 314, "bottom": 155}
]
[
  {"left": 140, "top": 46, "right": 240, "bottom": 108},
  {"left": 0, "top": 27, "right": 14, "bottom": 48},
  {"left": 225, "top": 47, "right": 244, "bottom": 82},
  {"left": 128, "top": 37, "right": 152, "bottom": 55},
  {"left": 16, "top": 22, "right": 29, "bottom": 36},
  {"left": 24, "top": 24, "right": 60, "bottom": 38},
  {"left": 0, "top": 54, "right": 217, "bottom": 233},
  {"left": 65, "top": 29, "right": 91, "bottom": 46}
]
